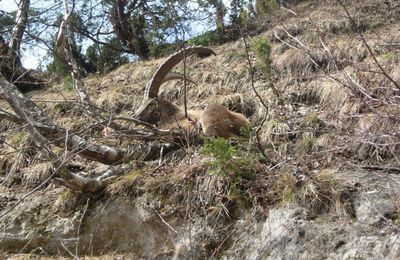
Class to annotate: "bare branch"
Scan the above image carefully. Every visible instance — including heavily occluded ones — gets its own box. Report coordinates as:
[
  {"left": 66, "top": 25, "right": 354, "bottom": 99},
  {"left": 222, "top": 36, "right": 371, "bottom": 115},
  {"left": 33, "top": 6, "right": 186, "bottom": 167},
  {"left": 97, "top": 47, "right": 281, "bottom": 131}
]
[
  {"left": 0, "top": 74, "right": 170, "bottom": 166},
  {"left": 336, "top": 0, "right": 400, "bottom": 90},
  {"left": 240, "top": 32, "right": 271, "bottom": 162}
]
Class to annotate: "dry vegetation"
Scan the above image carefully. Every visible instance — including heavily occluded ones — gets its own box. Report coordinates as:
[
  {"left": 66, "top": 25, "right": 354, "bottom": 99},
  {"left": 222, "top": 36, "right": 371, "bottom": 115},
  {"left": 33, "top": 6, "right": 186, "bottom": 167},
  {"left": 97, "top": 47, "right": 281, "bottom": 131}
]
[{"left": 1, "top": 0, "right": 400, "bottom": 257}]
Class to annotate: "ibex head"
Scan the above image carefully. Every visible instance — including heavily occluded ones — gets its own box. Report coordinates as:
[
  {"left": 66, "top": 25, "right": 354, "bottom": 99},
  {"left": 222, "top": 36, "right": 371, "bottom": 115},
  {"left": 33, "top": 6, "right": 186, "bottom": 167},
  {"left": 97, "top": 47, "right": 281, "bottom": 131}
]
[
  {"left": 135, "top": 97, "right": 183, "bottom": 126},
  {"left": 135, "top": 46, "right": 216, "bottom": 129}
]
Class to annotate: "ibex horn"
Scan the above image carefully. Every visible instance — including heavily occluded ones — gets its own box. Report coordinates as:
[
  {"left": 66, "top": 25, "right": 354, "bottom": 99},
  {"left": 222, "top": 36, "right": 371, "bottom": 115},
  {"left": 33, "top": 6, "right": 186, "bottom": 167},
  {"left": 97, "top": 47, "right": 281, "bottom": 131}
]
[
  {"left": 162, "top": 71, "right": 197, "bottom": 86},
  {"left": 145, "top": 46, "right": 216, "bottom": 98}
]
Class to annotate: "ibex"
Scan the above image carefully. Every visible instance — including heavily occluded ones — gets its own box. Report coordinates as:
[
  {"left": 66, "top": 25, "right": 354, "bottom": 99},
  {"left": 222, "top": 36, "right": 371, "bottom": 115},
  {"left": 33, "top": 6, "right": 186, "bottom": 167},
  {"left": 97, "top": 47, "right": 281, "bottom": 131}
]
[
  {"left": 200, "top": 104, "right": 250, "bottom": 138},
  {"left": 135, "top": 46, "right": 250, "bottom": 138}
]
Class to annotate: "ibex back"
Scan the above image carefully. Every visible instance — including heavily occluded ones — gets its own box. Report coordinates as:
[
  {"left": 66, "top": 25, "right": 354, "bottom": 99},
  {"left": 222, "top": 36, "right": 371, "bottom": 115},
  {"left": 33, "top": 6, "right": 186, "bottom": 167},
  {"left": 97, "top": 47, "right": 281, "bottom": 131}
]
[{"left": 201, "top": 105, "right": 250, "bottom": 138}]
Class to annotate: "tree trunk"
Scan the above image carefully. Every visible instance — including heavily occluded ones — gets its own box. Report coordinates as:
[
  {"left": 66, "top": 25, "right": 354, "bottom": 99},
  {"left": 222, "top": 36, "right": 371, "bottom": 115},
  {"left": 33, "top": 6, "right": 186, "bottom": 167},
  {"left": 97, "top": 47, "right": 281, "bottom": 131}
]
[
  {"left": 0, "top": 0, "right": 45, "bottom": 92},
  {"left": 57, "top": 0, "right": 102, "bottom": 121},
  {"left": 215, "top": 0, "right": 226, "bottom": 36},
  {"left": 8, "top": 0, "right": 30, "bottom": 59},
  {"left": 109, "top": 0, "right": 150, "bottom": 59}
]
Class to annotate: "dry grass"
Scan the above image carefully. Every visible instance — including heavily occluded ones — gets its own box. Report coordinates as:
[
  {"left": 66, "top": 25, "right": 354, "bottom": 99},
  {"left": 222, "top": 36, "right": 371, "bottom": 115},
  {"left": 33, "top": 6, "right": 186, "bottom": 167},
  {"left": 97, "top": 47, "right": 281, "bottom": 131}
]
[
  {"left": 295, "top": 132, "right": 318, "bottom": 155},
  {"left": 273, "top": 169, "right": 354, "bottom": 215},
  {"left": 0, "top": 131, "right": 37, "bottom": 179},
  {"left": 54, "top": 116, "right": 98, "bottom": 134},
  {"left": 268, "top": 21, "right": 308, "bottom": 43},
  {"left": 211, "top": 93, "right": 256, "bottom": 116},
  {"left": 94, "top": 86, "right": 137, "bottom": 114},
  {"left": 0, "top": 119, "right": 17, "bottom": 133},
  {"left": 391, "top": 66, "right": 400, "bottom": 83},
  {"left": 310, "top": 77, "right": 352, "bottom": 111},
  {"left": 119, "top": 149, "right": 269, "bottom": 220},
  {"left": 54, "top": 189, "right": 87, "bottom": 212},
  {"left": 51, "top": 101, "right": 85, "bottom": 118},
  {"left": 331, "top": 39, "right": 369, "bottom": 64},
  {"left": 273, "top": 47, "right": 331, "bottom": 81},
  {"left": 262, "top": 119, "right": 290, "bottom": 144},
  {"left": 105, "top": 170, "right": 144, "bottom": 196},
  {"left": 315, "top": 133, "right": 340, "bottom": 152},
  {"left": 20, "top": 162, "right": 53, "bottom": 184},
  {"left": 355, "top": 113, "right": 400, "bottom": 161}
]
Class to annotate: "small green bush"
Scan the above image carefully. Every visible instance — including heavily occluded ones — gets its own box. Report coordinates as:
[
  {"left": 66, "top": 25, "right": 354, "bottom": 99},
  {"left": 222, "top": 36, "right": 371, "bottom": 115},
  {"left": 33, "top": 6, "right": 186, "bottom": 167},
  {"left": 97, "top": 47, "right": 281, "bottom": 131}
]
[
  {"left": 252, "top": 36, "right": 274, "bottom": 79},
  {"left": 251, "top": 36, "right": 272, "bottom": 67},
  {"left": 63, "top": 75, "right": 74, "bottom": 91},
  {"left": 255, "top": 0, "right": 279, "bottom": 16},
  {"left": 149, "top": 43, "right": 178, "bottom": 58},
  {"left": 202, "top": 137, "right": 258, "bottom": 180},
  {"left": 188, "top": 34, "right": 209, "bottom": 46},
  {"left": 202, "top": 138, "right": 239, "bottom": 176},
  {"left": 188, "top": 31, "right": 222, "bottom": 46},
  {"left": 202, "top": 137, "right": 261, "bottom": 210}
]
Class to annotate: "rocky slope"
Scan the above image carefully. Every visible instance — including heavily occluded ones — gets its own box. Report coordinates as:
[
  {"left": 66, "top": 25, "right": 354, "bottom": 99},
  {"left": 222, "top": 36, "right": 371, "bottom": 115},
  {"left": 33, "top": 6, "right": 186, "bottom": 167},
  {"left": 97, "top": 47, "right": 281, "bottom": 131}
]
[{"left": 1, "top": 0, "right": 400, "bottom": 258}]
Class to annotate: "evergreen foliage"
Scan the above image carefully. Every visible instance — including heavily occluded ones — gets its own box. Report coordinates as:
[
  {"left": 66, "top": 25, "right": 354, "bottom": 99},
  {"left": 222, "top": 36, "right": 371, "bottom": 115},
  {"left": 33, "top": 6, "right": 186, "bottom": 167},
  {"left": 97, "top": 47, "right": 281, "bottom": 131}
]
[
  {"left": 251, "top": 36, "right": 272, "bottom": 73},
  {"left": 202, "top": 137, "right": 258, "bottom": 179},
  {"left": 255, "top": 0, "right": 279, "bottom": 15},
  {"left": 86, "top": 38, "right": 129, "bottom": 74}
]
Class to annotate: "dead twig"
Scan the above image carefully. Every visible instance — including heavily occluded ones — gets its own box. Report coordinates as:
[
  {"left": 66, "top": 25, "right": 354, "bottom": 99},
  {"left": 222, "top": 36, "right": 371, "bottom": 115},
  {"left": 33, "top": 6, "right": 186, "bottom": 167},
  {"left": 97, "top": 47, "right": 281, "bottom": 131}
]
[
  {"left": 153, "top": 208, "right": 178, "bottom": 234},
  {"left": 209, "top": 225, "right": 236, "bottom": 259},
  {"left": 241, "top": 31, "right": 271, "bottom": 162},
  {"left": 60, "top": 239, "right": 79, "bottom": 260},
  {"left": 336, "top": 0, "right": 400, "bottom": 90},
  {"left": 359, "top": 164, "right": 400, "bottom": 174},
  {"left": 76, "top": 198, "right": 90, "bottom": 257}
]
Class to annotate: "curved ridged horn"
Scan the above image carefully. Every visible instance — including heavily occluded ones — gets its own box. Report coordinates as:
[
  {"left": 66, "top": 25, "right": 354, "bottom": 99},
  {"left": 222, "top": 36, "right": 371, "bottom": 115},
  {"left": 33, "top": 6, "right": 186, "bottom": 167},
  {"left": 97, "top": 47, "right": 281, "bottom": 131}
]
[
  {"left": 145, "top": 46, "right": 216, "bottom": 98},
  {"left": 162, "top": 71, "right": 197, "bottom": 86}
]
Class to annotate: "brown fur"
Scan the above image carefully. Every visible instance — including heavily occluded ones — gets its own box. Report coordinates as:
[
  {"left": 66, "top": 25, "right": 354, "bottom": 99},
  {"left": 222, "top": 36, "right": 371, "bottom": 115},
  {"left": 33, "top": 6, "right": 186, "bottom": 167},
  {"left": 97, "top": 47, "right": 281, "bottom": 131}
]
[
  {"left": 136, "top": 99, "right": 250, "bottom": 138},
  {"left": 135, "top": 98, "right": 197, "bottom": 132},
  {"left": 200, "top": 105, "right": 250, "bottom": 138}
]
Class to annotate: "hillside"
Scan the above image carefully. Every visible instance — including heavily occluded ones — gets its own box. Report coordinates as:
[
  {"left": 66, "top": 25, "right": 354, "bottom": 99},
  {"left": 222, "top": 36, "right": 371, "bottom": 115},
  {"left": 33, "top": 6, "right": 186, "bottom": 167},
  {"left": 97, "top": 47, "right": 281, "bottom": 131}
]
[{"left": 1, "top": 0, "right": 400, "bottom": 258}]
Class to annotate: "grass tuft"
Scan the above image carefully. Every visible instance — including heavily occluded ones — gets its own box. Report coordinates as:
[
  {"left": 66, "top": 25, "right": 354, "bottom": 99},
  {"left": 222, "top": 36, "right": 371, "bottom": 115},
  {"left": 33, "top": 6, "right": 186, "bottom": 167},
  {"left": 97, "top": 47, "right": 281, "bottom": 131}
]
[
  {"left": 274, "top": 169, "right": 354, "bottom": 215},
  {"left": 106, "top": 170, "right": 143, "bottom": 196}
]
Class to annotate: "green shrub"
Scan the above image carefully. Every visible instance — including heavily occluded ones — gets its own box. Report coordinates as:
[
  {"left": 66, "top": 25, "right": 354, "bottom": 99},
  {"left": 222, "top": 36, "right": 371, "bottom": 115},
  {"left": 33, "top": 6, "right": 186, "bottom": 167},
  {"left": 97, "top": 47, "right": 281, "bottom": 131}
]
[
  {"left": 202, "top": 137, "right": 258, "bottom": 180},
  {"left": 63, "top": 75, "right": 74, "bottom": 91},
  {"left": 149, "top": 43, "right": 178, "bottom": 58},
  {"left": 203, "top": 138, "right": 238, "bottom": 176},
  {"left": 188, "top": 31, "right": 222, "bottom": 46},
  {"left": 202, "top": 137, "right": 261, "bottom": 211},
  {"left": 255, "top": 0, "right": 279, "bottom": 16},
  {"left": 251, "top": 36, "right": 274, "bottom": 78},
  {"left": 188, "top": 34, "right": 209, "bottom": 46},
  {"left": 251, "top": 36, "right": 272, "bottom": 66}
]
